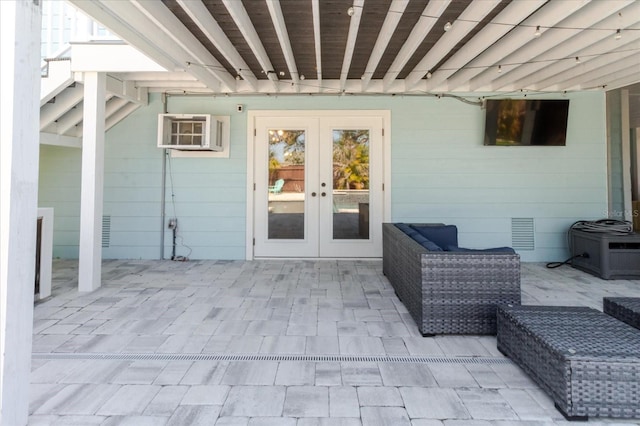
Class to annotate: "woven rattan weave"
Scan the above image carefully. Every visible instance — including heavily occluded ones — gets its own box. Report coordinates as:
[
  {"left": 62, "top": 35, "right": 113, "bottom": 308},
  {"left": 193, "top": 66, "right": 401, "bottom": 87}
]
[
  {"left": 382, "top": 223, "right": 521, "bottom": 335},
  {"left": 497, "top": 305, "right": 640, "bottom": 420},
  {"left": 604, "top": 297, "right": 640, "bottom": 330}
]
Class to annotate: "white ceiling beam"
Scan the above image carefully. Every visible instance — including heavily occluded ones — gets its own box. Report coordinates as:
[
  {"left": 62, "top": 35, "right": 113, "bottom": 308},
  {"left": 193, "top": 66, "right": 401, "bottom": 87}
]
[
  {"left": 176, "top": 0, "right": 259, "bottom": 90},
  {"left": 105, "top": 97, "right": 129, "bottom": 120},
  {"left": 137, "top": 81, "right": 208, "bottom": 90},
  {"left": 339, "top": 0, "right": 365, "bottom": 92},
  {"left": 361, "top": 0, "right": 409, "bottom": 91},
  {"left": 70, "top": 42, "right": 167, "bottom": 73},
  {"left": 105, "top": 75, "right": 148, "bottom": 104},
  {"left": 555, "top": 56, "right": 640, "bottom": 90},
  {"left": 424, "top": 0, "right": 545, "bottom": 90},
  {"left": 40, "top": 132, "right": 82, "bottom": 149},
  {"left": 578, "top": 61, "right": 640, "bottom": 90},
  {"left": 106, "top": 103, "right": 142, "bottom": 131},
  {"left": 223, "top": 0, "right": 279, "bottom": 92},
  {"left": 54, "top": 102, "right": 84, "bottom": 135},
  {"left": 67, "top": 0, "right": 180, "bottom": 72},
  {"left": 40, "top": 85, "right": 84, "bottom": 130},
  {"left": 128, "top": 0, "right": 236, "bottom": 92},
  {"left": 383, "top": 0, "right": 451, "bottom": 91},
  {"left": 78, "top": 0, "right": 223, "bottom": 92},
  {"left": 474, "top": 0, "right": 635, "bottom": 91},
  {"left": 404, "top": 0, "right": 501, "bottom": 90},
  {"left": 597, "top": 72, "right": 640, "bottom": 91},
  {"left": 266, "top": 0, "right": 300, "bottom": 92},
  {"left": 505, "top": 19, "right": 640, "bottom": 91},
  {"left": 442, "top": 0, "right": 591, "bottom": 92},
  {"left": 534, "top": 40, "right": 640, "bottom": 91},
  {"left": 312, "top": 0, "right": 322, "bottom": 88},
  {"left": 112, "top": 71, "right": 198, "bottom": 82},
  {"left": 53, "top": 94, "right": 115, "bottom": 137}
]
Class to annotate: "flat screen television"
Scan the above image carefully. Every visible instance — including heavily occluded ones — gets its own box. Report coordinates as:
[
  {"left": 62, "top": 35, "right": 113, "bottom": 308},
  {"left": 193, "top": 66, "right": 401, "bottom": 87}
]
[{"left": 483, "top": 99, "right": 569, "bottom": 146}]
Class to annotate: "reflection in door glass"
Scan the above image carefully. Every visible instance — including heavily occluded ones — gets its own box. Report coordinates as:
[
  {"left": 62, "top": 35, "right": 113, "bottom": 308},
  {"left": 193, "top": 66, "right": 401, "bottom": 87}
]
[
  {"left": 268, "top": 129, "right": 305, "bottom": 239},
  {"left": 332, "top": 129, "right": 370, "bottom": 240}
]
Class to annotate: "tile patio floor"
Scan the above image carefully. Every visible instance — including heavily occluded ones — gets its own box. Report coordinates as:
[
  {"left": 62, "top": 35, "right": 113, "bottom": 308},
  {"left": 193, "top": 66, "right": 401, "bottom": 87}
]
[{"left": 28, "top": 259, "right": 640, "bottom": 426}]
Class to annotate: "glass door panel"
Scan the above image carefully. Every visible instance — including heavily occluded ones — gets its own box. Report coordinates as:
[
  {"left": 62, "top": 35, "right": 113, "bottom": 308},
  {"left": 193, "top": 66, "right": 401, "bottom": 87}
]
[
  {"left": 319, "top": 116, "right": 383, "bottom": 258},
  {"left": 332, "top": 129, "right": 370, "bottom": 240},
  {"left": 254, "top": 116, "right": 319, "bottom": 258},
  {"left": 254, "top": 114, "right": 383, "bottom": 259},
  {"left": 268, "top": 129, "right": 305, "bottom": 240}
]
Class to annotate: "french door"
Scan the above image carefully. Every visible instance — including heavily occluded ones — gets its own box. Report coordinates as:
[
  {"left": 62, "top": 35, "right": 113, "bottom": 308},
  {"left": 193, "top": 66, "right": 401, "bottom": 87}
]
[{"left": 253, "top": 114, "right": 384, "bottom": 258}]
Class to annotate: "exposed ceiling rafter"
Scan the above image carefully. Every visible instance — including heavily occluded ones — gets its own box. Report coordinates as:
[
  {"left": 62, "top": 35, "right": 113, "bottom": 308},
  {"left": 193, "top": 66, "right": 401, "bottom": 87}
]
[
  {"left": 65, "top": 0, "right": 640, "bottom": 95},
  {"left": 175, "top": 0, "right": 259, "bottom": 91},
  {"left": 340, "top": 0, "right": 364, "bottom": 92},
  {"left": 423, "top": 0, "right": 546, "bottom": 90},
  {"left": 361, "top": 0, "right": 409, "bottom": 91},
  {"left": 472, "top": 0, "right": 636, "bottom": 92},
  {"left": 404, "top": 0, "right": 502, "bottom": 90},
  {"left": 441, "top": 0, "right": 592, "bottom": 92},
  {"left": 266, "top": 0, "right": 300, "bottom": 92},
  {"left": 223, "top": 0, "right": 279, "bottom": 92},
  {"left": 382, "top": 0, "right": 452, "bottom": 91},
  {"left": 128, "top": 0, "right": 236, "bottom": 91},
  {"left": 311, "top": 0, "right": 322, "bottom": 88},
  {"left": 67, "top": 0, "right": 180, "bottom": 72},
  {"left": 40, "top": 85, "right": 84, "bottom": 130},
  {"left": 533, "top": 40, "right": 640, "bottom": 91}
]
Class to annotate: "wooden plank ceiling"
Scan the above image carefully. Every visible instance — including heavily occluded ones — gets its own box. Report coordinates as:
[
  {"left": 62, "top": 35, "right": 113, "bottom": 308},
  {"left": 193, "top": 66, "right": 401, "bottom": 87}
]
[{"left": 70, "top": 0, "right": 640, "bottom": 95}]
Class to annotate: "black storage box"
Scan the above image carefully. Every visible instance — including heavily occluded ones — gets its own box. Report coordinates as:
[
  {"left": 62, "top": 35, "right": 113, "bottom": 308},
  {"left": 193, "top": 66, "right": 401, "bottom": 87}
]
[{"left": 570, "top": 228, "right": 640, "bottom": 279}]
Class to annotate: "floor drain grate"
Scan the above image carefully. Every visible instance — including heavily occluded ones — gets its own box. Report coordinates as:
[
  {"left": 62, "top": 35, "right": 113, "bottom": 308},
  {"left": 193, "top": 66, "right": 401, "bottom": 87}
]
[{"left": 32, "top": 352, "right": 513, "bottom": 365}]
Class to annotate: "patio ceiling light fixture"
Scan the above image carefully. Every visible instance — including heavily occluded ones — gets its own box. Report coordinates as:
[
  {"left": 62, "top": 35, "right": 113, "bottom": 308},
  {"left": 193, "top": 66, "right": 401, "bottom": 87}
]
[{"left": 534, "top": 26, "right": 541, "bottom": 37}]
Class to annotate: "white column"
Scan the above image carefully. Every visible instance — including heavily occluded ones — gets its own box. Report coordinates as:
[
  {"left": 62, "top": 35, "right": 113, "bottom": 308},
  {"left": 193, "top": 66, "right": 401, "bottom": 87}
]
[
  {"left": 78, "top": 72, "right": 106, "bottom": 292},
  {"left": 0, "top": 1, "right": 42, "bottom": 425},
  {"left": 621, "top": 89, "right": 633, "bottom": 222}
]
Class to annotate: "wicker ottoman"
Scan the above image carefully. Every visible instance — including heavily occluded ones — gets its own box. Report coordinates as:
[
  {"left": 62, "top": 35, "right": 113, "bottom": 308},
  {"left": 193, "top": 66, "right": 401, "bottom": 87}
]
[
  {"left": 604, "top": 297, "right": 640, "bottom": 330},
  {"left": 497, "top": 305, "right": 640, "bottom": 420}
]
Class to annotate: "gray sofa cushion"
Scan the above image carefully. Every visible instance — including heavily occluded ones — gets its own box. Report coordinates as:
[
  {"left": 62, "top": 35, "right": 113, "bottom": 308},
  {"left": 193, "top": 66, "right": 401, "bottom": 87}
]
[
  {"left": 446, "top": 245, "right": 516, "bottom": 254},
  {"left": 411, "top": 224, "right": 458, "bottom": 249},
  {"left": 395, "top": 223, "right": 443, "bottom": 251}
]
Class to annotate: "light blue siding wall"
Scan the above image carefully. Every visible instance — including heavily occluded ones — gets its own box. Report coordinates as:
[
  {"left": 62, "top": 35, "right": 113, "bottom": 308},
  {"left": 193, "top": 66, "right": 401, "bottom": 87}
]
[
  {"left": 39, "top": 91, "right": 607, "bottom": 262},
  {"left": 391, "top": 92, "right": 607, "bottom": 262},
  {"left": 39, "top": 145, "right": 82, "bottom": 258}
]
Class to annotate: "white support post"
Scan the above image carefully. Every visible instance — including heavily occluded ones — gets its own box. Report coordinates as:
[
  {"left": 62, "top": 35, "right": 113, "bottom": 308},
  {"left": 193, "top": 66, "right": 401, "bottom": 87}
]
[
  {"left": 621, "top": 90, "right": 633, "bottom": 222},
  {"left": 78, "top": 72, "right": 106, "bottom": 292},
  {"left": 0, "top": 1, "right": 42, "bottom": 424}
]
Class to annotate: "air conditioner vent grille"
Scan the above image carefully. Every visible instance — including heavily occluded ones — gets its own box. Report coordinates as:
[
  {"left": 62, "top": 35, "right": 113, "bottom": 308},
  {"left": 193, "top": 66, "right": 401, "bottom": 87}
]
[
  {"left": 512, "top": 218, "right": 534, "bottom": 250},
  {"left": 102, "top": 215, "right": 111, "bottom": 248}
]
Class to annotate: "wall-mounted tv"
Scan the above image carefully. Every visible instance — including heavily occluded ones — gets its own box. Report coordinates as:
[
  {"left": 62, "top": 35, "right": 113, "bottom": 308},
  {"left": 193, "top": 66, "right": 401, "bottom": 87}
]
[{"left": 484, "top": 99, "right": 569, "bottom": 146}]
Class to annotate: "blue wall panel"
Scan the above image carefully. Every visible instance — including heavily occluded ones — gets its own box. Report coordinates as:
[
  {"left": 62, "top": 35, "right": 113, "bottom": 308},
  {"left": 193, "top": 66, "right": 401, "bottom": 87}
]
[{"left": 39, "top": 91, "right": 607, "bottom": 262}]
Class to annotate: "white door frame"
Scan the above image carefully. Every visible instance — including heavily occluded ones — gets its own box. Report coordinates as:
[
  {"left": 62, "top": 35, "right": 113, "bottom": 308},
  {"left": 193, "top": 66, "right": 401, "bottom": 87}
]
[{"left": 246, "top": 110, "right": 391, "bottom": 260}]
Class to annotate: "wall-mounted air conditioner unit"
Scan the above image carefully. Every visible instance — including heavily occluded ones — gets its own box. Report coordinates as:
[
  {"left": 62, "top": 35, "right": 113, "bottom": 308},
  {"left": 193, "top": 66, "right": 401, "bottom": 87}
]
[{"left": 157, "top": 114, "right": 223, "bottom": 151}]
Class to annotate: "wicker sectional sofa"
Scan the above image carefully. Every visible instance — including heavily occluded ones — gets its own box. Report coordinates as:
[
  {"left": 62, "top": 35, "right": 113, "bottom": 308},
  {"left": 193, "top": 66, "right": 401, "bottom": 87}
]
[
  {"left": 497, "top": 305, "right": 640, "bottom": 420},
  {"left": 603, "top": 297, "right": 640, "bottom": 330},
  {"left": 382, "top": 223, "right": 521, "bottom": 335}
]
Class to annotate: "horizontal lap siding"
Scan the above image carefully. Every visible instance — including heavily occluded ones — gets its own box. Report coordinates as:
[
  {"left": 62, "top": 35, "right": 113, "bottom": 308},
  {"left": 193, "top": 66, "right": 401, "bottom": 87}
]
[
  {"left": 39, "top": 92, "right": 607, "bottom": 262},
  {"left": 391, "top": 92, "right": 607, "bottom": 262}
]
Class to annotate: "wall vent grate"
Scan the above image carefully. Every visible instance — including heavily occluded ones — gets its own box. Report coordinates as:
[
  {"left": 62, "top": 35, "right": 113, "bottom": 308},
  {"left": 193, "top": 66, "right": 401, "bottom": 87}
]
[
  {"left": 512, "top": 218, "right": 534, "bottom": 250},
  {"left": 102, "top": 215, "right": 111, "bottom": 248},
  {"left": 32, "top": 352, "right": 513, "bottom": 365}
]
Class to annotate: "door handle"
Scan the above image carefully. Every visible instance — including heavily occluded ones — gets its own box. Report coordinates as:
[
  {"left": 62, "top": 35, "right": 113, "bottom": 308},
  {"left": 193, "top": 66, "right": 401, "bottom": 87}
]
[
  {"left": 321, "top": 182, "right": 326, "bottom": 187},
  {"left": 321, "top": 192, "right": 326, "bottom": 197},
  {"left": 311, "top": 192, "right": 317, "bottom": 197}
]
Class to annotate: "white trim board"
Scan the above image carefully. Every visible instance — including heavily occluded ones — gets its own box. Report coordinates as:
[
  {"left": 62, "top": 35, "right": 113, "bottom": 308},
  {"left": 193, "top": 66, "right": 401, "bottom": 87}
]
[{"left": 245, "top": 109, "right": 391, "bottom": 260}]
